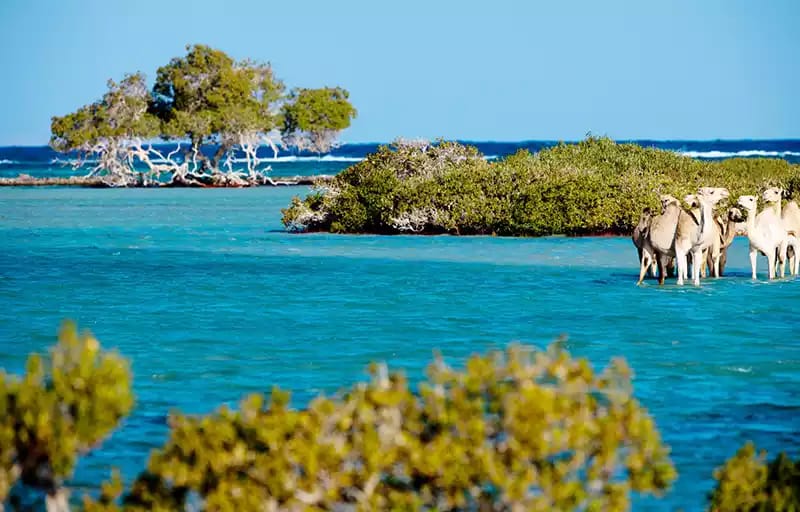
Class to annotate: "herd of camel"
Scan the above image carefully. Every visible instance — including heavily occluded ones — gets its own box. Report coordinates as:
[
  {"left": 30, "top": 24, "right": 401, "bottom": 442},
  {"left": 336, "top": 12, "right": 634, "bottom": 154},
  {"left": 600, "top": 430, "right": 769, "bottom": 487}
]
[{"left": 632, "top": 186, "right": 800, "bottom": 285}]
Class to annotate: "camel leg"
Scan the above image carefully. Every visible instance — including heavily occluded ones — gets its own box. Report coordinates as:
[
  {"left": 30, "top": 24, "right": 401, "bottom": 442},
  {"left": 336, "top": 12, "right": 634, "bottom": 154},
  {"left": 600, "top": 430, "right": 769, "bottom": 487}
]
[
  {"left": 691, "top": 248, "right": 703, "bottom": 285},
  {"left": 637, "top": 250, "right": 652, "bottom": 285},
  {"left": 666, "top": 257, "right": 676, "bottom": 278},
  {"left": 778, "top": 242, "right": 787, "bottom": 278},
  {"left": 700, "top": 249, "right": 708, "bottom": 278},
  {"left": 684, "top": 252, "right": 691, "bottom": 281},
  {"left": 749, "top": 247, "right": 758, "bottom": 280},
  {"left": 719, "top": 249, "right": 727, "bottom": 277},
  {"left": 711, "top": 253, "right": 721, "bottom": 278},
  {"left": 685, "top": 252, "right": 692, "bottom": 282},
  {"left": 676, "top": 249, "right": 688, "bottom": 286},
  {"left": 638, "top": 246, "right": 656, "bottom": 278},
  {"left": 657, "top": 255, "right": 667, "bottom": 285},
  {"left": 767, "top": 250, "right": 776, "bottom": 280}
]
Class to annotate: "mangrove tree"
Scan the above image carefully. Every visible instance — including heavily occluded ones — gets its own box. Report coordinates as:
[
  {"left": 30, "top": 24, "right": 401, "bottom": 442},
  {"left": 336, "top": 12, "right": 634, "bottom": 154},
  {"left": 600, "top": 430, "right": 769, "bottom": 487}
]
[{"left": 50, "top": 45, "right": 357, "bottom": 187}]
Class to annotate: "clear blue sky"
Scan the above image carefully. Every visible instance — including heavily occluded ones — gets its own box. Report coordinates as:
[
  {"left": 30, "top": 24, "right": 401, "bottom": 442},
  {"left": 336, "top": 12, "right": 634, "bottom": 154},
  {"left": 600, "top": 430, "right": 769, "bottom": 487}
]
[{"left": 0, "top": 0, "right": 798, "bottom": 145}]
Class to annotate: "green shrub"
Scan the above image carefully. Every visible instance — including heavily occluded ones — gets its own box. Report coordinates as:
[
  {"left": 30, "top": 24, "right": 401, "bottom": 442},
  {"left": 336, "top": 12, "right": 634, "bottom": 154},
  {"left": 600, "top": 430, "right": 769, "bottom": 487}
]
[
  {"left": 708, "top": 442, "right": 800, "bottom": 511},
  {"left": 282, "top": 137, "right": 800, "bottom": 235}
]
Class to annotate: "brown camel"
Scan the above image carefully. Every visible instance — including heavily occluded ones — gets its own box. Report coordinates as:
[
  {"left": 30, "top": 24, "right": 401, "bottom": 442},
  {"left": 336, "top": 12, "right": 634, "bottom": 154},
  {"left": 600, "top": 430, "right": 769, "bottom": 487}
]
[{"left": 638, "top": 195, "right": 682, "bottom": 285}]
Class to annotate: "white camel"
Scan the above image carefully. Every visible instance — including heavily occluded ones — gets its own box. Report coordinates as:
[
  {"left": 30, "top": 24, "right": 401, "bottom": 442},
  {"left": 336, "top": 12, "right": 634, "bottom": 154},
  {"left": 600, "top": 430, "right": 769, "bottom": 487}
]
[
  {"left": 681, "top": 194, "right": 702, "bottom": 280},
  {"left": 738, "top": 194, "right": 787, "bottom": 280},
  {"left": 761, "top": 187, "right": 791, "bottom": 277},
  {"left": 674, "top": 187, "right": 730, "bottom": 285},
  {"left": 782, "top": 199, "right": 800, "bottom": 276}
]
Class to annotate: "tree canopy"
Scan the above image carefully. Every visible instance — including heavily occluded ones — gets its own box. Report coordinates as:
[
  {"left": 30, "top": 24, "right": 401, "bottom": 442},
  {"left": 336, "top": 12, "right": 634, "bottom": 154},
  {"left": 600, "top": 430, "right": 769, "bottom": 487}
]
[
  {"left": 282, "top": 87, "right": 358, "bottom": 153},
  {"left": 49, "top": 44, "right": 356, "bottom": 187}
]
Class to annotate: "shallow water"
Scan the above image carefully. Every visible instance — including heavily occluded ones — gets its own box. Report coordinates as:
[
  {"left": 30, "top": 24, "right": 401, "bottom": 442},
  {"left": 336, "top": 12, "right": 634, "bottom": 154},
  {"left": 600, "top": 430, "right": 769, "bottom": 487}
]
[{"left": 0, "top": 187, "right": 798, "bottom": 510}]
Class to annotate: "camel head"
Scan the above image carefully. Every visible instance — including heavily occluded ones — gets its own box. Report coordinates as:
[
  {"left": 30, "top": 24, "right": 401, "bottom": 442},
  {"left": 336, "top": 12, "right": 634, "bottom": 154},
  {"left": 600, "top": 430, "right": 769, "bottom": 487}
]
[
  {"left": 636, "top": 207, "right": 652, "bottom": 230},
  {"left": 761, "top": 186, "right": 783, "bottom": 204},
  {"left": 659, "top": 194, "right": 680, "bottom": 212},
  {"left": 683, "top": 194, "right": 699, "bottom": 209},
  {"left": 737, "top": 195, "right": 758, "bottom": 213},
  {"left": 727, "top": 206, "right": 745, "bottom": 222},
  {"left": 697, "top": 187, "right": 730, "bottom": 206}
]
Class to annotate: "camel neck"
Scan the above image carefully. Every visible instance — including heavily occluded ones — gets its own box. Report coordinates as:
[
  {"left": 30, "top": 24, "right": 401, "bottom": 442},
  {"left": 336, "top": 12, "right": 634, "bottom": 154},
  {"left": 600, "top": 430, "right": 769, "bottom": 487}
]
[
  {"left": 724, "top": 217, "right": 738, "bottom": 245},
  {"left": 698, "top": 199, "right": 714, "bottom": 234},
  {"left": 745, "top": 207, "right": 758, "bottom": 234},
  {"left": 663, "top": 203, "right": 681, "bottom": 222}
]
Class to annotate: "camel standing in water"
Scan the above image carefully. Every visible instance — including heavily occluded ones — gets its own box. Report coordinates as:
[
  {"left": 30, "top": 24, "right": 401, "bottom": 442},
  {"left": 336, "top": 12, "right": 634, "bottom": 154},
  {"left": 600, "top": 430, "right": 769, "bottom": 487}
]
[
  {"left": 637, "top": 195, "right": 682, "bottom": 285},
  {"left": 681, "top": 196, "right": 741, "bottom": 278},
  {"left": 632, "top": 207, "right": 658, "bottom": 278},
  {"left": 738, "top": 195, "right": 787, "bottom": 280},
  {"left": 708, "top": 207, "right": 744, "bottom": 277},
  {"left": 681, "top": 194, "right": 702, "bottom": 279},
  {"left": 674, "top": 187, "right": 730, "bottom": 285},
  {"left": 783, "top": 200, "right": 800, "bottom": 275},
  {"left": 761, "top": 187, "right": 792, "bottom": 277}
]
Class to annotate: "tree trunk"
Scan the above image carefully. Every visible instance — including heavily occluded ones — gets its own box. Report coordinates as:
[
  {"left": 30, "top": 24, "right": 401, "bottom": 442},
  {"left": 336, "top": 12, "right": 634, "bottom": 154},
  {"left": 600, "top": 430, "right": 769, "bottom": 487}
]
[{"left": 210, "top": 143, "right": 229, "bottom": 171}]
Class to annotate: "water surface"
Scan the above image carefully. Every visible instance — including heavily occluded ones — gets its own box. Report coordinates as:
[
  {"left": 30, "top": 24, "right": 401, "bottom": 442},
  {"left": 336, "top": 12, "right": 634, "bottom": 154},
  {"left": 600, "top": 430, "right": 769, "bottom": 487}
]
[{"left": 0, "top": 187, "right": 798, "bottom": 510}]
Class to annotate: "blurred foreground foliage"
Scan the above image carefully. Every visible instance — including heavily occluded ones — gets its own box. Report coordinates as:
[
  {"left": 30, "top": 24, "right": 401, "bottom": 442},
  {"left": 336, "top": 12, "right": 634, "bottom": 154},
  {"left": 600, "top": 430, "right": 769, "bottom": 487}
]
[
  {"left": 709, "top": 442, "right": 800, "bottom": 511},
  {"left": 0, "top": 323, "right": 133, "bottom": 510},
  {"left": 282, "top": 137, "right": 800, "bottom": 235},
  {"left": 0, "top": 325, "right": 796, "bottom": 511}
]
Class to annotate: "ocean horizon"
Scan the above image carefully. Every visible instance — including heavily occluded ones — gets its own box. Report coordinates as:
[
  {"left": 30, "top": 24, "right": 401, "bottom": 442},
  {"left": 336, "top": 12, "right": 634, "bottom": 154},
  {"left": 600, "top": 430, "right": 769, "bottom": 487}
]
[{"left": 3, "top": 138, "right": 800, "bottom": 179}]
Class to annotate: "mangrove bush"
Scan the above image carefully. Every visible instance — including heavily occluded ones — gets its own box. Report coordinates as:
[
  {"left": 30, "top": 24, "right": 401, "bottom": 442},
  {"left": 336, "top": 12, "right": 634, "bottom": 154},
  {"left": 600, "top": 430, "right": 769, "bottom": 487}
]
[{"left": 282, "top": 137, "right": 800, "bottom": 236}]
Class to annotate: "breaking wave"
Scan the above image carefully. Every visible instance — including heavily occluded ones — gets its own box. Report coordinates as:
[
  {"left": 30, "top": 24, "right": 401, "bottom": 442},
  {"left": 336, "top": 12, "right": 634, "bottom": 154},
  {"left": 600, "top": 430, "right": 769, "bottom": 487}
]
[{"left": 680, "top": 150, "right": 800, "bottom": 159}]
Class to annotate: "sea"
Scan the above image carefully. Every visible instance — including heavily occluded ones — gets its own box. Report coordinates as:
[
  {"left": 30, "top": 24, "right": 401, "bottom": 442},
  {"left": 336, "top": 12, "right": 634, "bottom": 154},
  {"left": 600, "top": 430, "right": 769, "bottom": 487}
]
[
  {"left": 1, "top": 139, "right": 799, "bottom": 510},
  {"left": 2, "top": 139, "right": 800, "bottom": 179}
]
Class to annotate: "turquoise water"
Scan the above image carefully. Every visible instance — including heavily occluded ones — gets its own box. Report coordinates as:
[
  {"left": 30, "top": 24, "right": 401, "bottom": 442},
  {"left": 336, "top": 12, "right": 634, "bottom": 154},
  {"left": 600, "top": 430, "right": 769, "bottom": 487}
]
[{"left": 0, "top": 187, "right": 798, "bottom": 509}]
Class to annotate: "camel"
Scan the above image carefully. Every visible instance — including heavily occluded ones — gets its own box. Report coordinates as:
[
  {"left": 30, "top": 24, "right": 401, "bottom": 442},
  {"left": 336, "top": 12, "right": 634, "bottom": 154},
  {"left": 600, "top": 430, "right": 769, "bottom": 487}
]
[
  {"left": 632, "top": 207, "right": 658, "bottom": 278},
  {"left": 761, "top": 187, "right": 790, "bottom": 277},
  {"left": 637, "top": 195, "right": 682, "bottom": 285},
  {"left": 674, "top": 187, "right": 730, "bottom": 285},
  {"left": 706, "top": 207, "right": 744, "bottom": 277},
  {"left": 681, "top": 193, "right": 705, "bottom": 279},
  {"left": 738, "top": 195, "right": 787, "bottom": 279},
  {"left": 681, "top": 194, "right": 737, "bottom": 279},
  {"left": 782, "top": 200, "right": 800, "bottom": 276}
]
